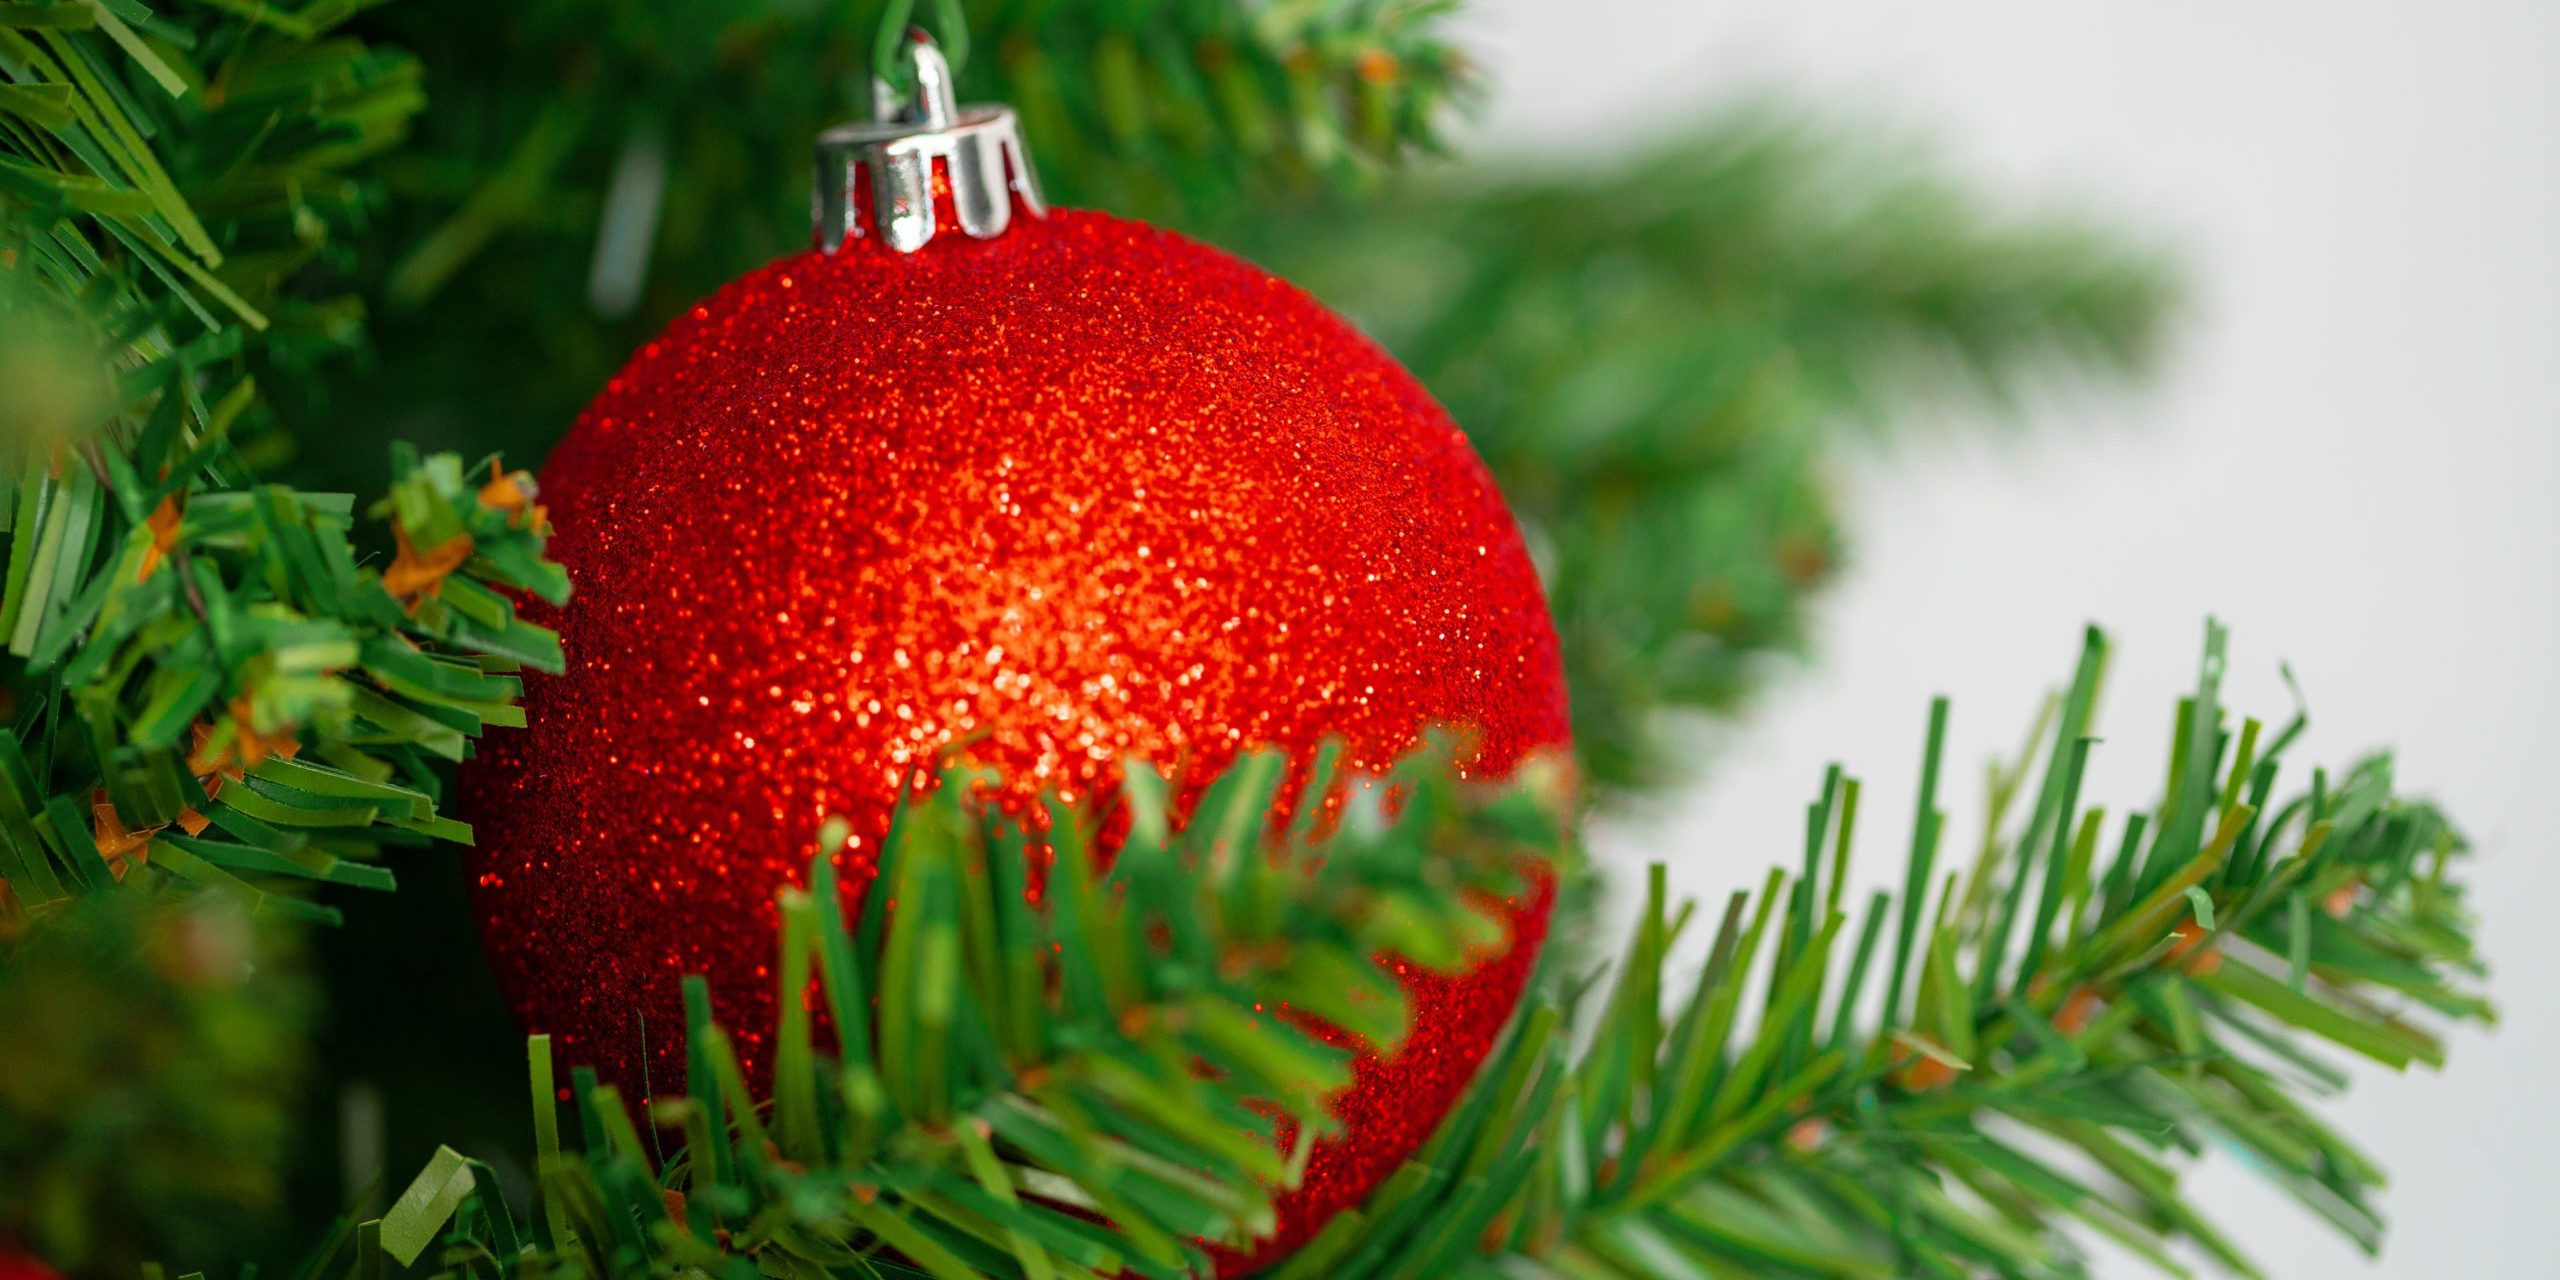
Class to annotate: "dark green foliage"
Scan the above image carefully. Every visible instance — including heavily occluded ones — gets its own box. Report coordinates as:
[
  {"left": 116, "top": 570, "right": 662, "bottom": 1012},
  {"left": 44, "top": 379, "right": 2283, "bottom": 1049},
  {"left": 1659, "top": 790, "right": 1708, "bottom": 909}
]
[
  {"left": 1234, "top": 123, "right": 2176, "bottom": 794},
  {"left": 0, "top": 890, "right": 313, "bottom": 1272},
  {"left": 319, "top": 0, "right": 1475, "bottom": 490}
]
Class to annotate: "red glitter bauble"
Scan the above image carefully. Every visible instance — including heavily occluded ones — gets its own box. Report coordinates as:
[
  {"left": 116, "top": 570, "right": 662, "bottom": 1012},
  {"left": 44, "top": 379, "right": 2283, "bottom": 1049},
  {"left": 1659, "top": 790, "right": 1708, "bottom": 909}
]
[
  {"left": 0, "top": 1251, "right": 54, "bottom": 1280},
  {"left": 462, "top": 208, "right": 1569, "bottom": 1269}
]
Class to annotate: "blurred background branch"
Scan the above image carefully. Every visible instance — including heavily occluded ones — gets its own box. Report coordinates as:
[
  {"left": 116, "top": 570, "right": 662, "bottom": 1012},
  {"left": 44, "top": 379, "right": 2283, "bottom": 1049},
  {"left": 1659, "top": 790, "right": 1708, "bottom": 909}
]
[{"left": 1231, "top": 121, "right": 2174, "bottom": 794}]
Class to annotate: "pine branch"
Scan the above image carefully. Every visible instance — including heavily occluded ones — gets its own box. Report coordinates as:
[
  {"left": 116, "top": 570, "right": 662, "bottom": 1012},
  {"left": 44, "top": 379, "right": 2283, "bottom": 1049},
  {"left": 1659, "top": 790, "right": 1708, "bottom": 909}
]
[
  {"left": 1287, "top": 623, "right": 2490, "bottom": 1279},
  {"left": 165, "top": 623, "right": 2489, "bottom": 1280},
  {"left": 1233, "top": 117, "right": 2179, "bottom": 798},
  {"left": 297, "top": 736, "right": 1569, "bottom": 1278},
  {"left": 0, "top": 427, "right": 563, "bottom": 924},
  {"left": 0, "top": 0, "right": 425, "bottom": 447},
  {"left": 1, "top": 1, "right": 548, "bottom": 916}
]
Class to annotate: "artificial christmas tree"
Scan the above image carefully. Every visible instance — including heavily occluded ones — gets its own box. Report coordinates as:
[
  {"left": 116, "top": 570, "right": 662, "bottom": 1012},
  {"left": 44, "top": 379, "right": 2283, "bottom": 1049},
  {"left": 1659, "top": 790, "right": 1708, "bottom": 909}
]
[{"left": 0, "top": 3, "right": 2492, "bottom": 1278}]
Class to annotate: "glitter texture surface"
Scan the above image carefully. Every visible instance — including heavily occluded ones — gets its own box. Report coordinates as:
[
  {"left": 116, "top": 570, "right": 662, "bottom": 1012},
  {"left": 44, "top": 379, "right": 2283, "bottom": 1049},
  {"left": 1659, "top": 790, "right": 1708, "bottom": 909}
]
[{"left": 461, "top": 208, "right": 1569, "bottom": 1268}]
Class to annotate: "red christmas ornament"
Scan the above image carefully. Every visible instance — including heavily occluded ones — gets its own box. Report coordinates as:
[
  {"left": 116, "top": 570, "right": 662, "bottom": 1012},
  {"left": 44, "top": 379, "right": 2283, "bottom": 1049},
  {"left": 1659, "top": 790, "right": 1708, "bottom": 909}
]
[
  {"left": 0, "top": 1250, "right": 55, "bottom": 1280},
  {"left": 462, "top": 35, "right": 1567, "bottom": 1271}
]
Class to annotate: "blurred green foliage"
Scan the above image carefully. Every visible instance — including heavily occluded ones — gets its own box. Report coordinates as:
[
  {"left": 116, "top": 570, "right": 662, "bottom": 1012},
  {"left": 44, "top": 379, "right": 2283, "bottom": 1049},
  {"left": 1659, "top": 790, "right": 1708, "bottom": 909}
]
[
  {"left": 1235, "top": 122, "right": 2172, "bottom": 791},
  {"left": 0, "top": 892, "right": 311, "bottom": 1271}
]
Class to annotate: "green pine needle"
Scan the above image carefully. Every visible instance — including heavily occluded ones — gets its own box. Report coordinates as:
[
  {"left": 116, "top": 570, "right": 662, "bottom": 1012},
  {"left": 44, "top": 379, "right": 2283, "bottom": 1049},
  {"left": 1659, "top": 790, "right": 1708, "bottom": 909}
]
[
  {"left": 1301, "top": 623, "right": 2490, "bottom": 1279},
  {"left": 209, "top": 622, "right": 2491, "bottom": 1280},
  {"left": 4, "top": 0, "right": 545, "bottom": 924},
  {"left": 0, "top": 432, "right": 562, "bottom": 923},
  {"left": 331, "top": 734, "right": 1569, "bottom": 1279}
]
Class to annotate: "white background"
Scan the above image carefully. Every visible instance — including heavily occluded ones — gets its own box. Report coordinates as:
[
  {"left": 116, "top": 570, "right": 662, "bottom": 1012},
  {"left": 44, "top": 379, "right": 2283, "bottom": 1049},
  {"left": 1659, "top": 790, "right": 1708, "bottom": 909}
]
[{"left": 1467, "top": 3, "right": 2560, "bottom": 1276}]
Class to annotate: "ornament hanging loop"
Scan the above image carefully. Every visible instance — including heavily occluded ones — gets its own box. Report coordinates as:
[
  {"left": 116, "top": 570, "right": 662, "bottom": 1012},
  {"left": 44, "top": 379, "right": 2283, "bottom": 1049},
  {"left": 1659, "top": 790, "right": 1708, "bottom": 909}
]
[
  {"left": 870, "top": 0, "right": 970, "bottom": 99},
  {"left": 871, "top": 28, "right": 959, "bottom": 129},
  {"left": 815, "top": 28, "right": 1044, "bottom": 254}
]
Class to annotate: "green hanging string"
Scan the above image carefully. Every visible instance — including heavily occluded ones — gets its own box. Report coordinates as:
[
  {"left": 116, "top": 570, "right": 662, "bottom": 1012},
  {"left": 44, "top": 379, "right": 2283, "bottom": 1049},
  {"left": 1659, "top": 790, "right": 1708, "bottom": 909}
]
[{"left": 872, "top": 0, "right": 972, "bottom": 97}]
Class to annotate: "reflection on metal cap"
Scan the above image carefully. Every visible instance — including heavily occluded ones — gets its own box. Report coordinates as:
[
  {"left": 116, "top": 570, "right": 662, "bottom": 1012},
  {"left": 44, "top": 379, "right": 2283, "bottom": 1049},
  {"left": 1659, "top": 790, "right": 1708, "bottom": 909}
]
[{"left": 813, "top": 29, "right": 1045, "bottom": 254}]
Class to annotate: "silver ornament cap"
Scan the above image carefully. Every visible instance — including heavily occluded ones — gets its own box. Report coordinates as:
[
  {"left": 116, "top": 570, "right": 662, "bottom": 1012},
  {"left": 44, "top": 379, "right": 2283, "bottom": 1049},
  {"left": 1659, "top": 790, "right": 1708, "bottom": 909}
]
[{"left": 814, "top": 29, "right": 1045, "bottom": 254}]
